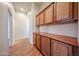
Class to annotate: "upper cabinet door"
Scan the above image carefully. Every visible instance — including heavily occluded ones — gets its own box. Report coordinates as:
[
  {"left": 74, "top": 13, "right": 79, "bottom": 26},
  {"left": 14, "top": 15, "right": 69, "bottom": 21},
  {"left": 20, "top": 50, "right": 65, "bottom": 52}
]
[
  {"left": 73, "top": 2, "right": 78, "bottom": 20},
  {"left": 45, "top": 3, "right": 54, "bottom": 24},
  {"left": 36, "top": 15, "right": 40, "bottom": 26},
  {"left": 54, "top": 2, "right": 73, "bottom": 23},
  {"left": 40, "top": 11, "right": 45, "bottom": 25}
]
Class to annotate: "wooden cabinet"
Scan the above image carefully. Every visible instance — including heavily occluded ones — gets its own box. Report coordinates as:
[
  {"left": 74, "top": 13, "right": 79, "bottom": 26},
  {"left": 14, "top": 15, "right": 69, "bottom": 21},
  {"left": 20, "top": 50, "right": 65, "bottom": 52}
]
[
  {"left": 36, "top": 2, "right": 78, "bottom": 26},
  {"left": 33, "top": 32, "right": 78, "bottom": 56},
  {"left": 33, "top": 33, "right": 41, "bottom": 49},
  {"left": 41, "top": 36, "right": 50, "bottom": 56},
  {"left": 36, "top": 34, "right": 41, "bottom": 49},
  {"left": 73, "top": 2, "right": 78, "bottom": 20},
  {"left": 54, "top": 2, "right": 74, "bottom": 23},
  {"left": 36, "top": 15, "right": 40, "bottom": 26},
  {"left": 33, "top": 33, "right": 79, "bottom": 56},
  {"left": 40, "top": 11, "right": 45, "bottom": 25},
  {"left": 33, "top": 33, "right": 37, "bottom": 45},
  {"left": 45, "top": 3, "right": 54, "bottom": 24},
  {"left": 51, "top": 40, "right": 72, "bottom": 56}
]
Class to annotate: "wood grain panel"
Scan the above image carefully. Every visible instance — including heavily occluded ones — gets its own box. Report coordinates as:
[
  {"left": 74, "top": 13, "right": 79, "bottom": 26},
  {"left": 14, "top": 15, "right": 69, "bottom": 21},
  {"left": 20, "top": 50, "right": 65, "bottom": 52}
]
[
  {"left": 41, "top": 36, "right": 50, "bottom": 56},
  {"left": 56, "top": 2, "right": 70, "bottom": 20},
  {"left": 34, "top": 32, "right": 78, "bottom": 46},
  {"left": 33, "top": 32, "right": 78, "bottom": 56},
  {"left": 73, "top": 2, "right": 78, "bottom": 20},
  {"left": 54, "top": 2, "right": 74, "bottom": 23},
  {"left": 36, "top": 34, "right": 41, "bottom": 49},
  {"left": 51, "top": 40, "right": 72, "bottom": 56},
  {"left": 40, "top": 11, "right": 45, "bottom": 25},
  {"left": 45, "top": 4, "right": 54, "bottom": 24},
  {"left": 36, "top": 15, "right": 40, "bottom": 26},
  {"left": 33, "top": 33, "right": 37, "bottom": 45}
]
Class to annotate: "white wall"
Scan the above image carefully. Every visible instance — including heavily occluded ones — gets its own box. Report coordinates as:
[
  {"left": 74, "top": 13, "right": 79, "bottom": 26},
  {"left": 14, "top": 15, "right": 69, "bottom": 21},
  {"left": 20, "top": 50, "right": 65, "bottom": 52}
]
[
  {"left": 39, "top": 2, "right": 51, "bottom": 12},
  {"left": 38, "top": 2, "right": 78, "bottom": 38},
  {"left": 26, "top": 11, "right": 33, "bottom": 43},
  {"left": 40, "top": 23, "right": 77, "bottom": 37},
  {"left": 5, "top": 3, "right": 16, "bottom": 45},
  {"left": 14, "top": 12, "right": 29, "bottom": 41},
  {"left": 10, "top": 3, "right": 40, "bottom": 44},
  {"left": 26, "top": 3, "right": 40, "bottom": 44},
  {"left": 0, "top": 3, "right": 8, "bottom": 55}
]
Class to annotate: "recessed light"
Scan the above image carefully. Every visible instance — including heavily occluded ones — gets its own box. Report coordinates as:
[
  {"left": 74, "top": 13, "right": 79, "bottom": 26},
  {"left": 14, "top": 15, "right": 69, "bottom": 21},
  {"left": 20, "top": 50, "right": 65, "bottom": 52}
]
[{"left": 21, "top": 8, "right": 24, "bottom": 11}]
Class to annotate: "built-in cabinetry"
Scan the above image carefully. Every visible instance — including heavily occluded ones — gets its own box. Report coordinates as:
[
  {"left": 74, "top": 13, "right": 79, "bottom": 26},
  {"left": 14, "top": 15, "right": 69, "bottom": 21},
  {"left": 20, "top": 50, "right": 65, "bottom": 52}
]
[
  {"left": 73, "top": 2, "right": 78, "bottom": 20},
  {"left": 54, "top": 2, "right": 78, "bottom": 23},
  {"left": 51, "top": 40, "right": 72, "bottom": 56},
  {"left": 33, "top": 32, "right": 78, "bottom": 56},
  {"left": 39, "top": 11, "right": 45, "bottom": 25},
  {"left": 45, "top": 3, "right": 54, "bottom": 24},
  {"left": 33, "top": 34, "right": 41, "bottom": 49},
  {"left": 35, "top": 2, "right": 78, "bottom": 56},
  {"left": 36, "top": 34, "right": 41, "bottom": 49},
  {"left": 33, "top": 33, "right": 37, "bottom": 45},
  {"left": 36, "top": 2, "right": 78, "bottom": 26},
  {"left": 36, "top": 15, "right": 40, "bottom": 26},
  {"left": 54, "top": 2, "right": 72, "bottom": 23},
  {"left": 41, "top": 36, "right": 50, "bottom": 56}
]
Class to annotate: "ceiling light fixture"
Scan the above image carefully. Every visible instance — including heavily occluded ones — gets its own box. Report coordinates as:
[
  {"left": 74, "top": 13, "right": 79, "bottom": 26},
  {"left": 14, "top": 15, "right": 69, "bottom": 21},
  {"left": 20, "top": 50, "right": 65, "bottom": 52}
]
[{"left": 21, "top": 8, "right": 24, "bottom": 11}]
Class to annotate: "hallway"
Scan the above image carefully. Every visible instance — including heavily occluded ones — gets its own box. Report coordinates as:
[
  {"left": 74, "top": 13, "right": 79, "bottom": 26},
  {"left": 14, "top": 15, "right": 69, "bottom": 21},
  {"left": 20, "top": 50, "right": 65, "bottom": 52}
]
[
  {"left": 9, "top": 38, "right": 42, "bottom": 56},
  {"left": 0, "top": 2, "right": 78, "bottom": 56}
]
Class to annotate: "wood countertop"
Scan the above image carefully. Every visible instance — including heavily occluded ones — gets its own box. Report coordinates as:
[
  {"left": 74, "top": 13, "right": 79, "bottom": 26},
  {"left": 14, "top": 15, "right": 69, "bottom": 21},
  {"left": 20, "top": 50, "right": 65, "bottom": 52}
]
[{"left": 34, "top": 32, "right": 78, "bottom": 46}]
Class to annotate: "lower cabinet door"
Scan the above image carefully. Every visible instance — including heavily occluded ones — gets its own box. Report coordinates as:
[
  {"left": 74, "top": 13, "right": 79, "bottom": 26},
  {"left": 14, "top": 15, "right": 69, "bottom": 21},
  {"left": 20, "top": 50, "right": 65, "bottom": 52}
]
[
  {"left": 41, "top": 36, "right": 50, "bottom": 56},
  {"left": 36, "top": 34, "right": 41, "bottom": 49},
  {"left": 51, "top": 40, "right": 72, "bottom": 56},
  {"left": 33, "top": 33, "right": 37, "bottom": 45}
]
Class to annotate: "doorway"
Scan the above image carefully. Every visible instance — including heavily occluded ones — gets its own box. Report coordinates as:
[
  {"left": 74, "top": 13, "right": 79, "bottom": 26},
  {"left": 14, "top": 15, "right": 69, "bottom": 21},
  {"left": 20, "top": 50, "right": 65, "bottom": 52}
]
[{"left": 8, "top": 10, "right": 13, "bottom": 47}]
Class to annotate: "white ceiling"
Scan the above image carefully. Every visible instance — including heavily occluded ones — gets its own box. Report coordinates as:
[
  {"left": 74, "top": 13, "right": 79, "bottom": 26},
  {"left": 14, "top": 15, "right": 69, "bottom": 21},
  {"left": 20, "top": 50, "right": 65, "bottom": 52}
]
[
  {"left": 12, "top": 2, "right": 43, "bottom": 14},
  {"left": 12, "top": 2, "right": 43, "bottom": 13},
  {"left": 12, "top": 2, "right": 32, "bottom": 14}
]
